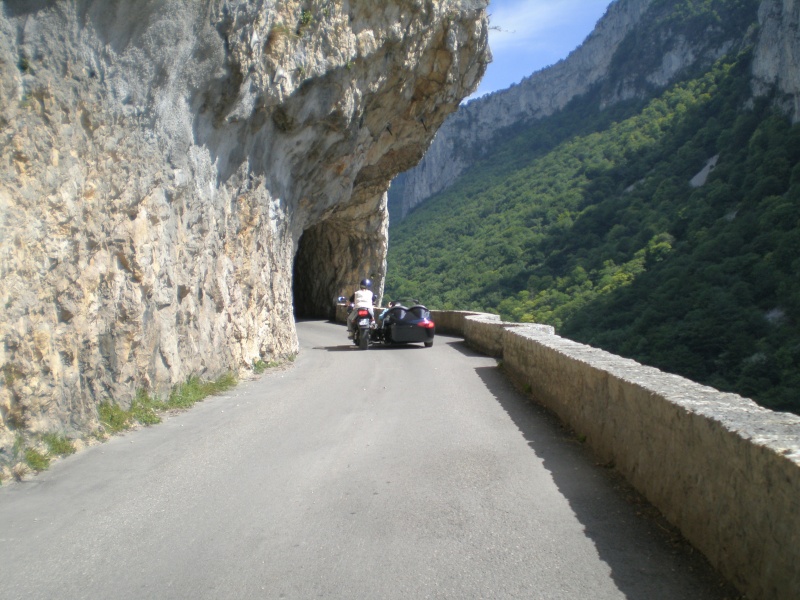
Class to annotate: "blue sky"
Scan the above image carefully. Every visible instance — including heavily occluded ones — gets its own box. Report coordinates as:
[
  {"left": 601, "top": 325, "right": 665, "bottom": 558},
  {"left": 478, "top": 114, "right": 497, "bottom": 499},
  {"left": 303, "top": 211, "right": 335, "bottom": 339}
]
[{"left": 471, "top": 0, "right": 612, "bottom": 98}]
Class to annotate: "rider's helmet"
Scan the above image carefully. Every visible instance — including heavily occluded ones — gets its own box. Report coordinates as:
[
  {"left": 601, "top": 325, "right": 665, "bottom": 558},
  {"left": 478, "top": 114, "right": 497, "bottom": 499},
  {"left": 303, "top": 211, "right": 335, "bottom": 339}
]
[{"left": 360, "top": 278, "right": 372, "bottom": 289}]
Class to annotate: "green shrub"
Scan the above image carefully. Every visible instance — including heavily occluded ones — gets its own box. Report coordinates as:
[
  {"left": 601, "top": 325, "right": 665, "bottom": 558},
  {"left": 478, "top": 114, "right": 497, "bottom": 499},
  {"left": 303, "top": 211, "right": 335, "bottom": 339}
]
[{"left": 42, "top": 433, "right": 75, "bottom": 456}]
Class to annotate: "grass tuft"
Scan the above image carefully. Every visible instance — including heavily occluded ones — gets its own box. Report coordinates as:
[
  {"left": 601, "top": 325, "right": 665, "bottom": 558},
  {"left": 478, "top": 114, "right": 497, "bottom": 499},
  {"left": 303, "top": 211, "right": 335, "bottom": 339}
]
[
  {"left": 253, "top": 356, "right": 295, "bottom": 373},
  {"left": 131, "top": 389, "right": 164, "bottom": 425},
  {"left": 24, "top": 447, "right": 50, "bottom": 472},
  {"left": 167, "top": 373, "right": 237, "bottom": 409},
  {"left": 252, "top": 360, "right": 268, "bottom": 374},
  {"left": 42, "top": 433, "right": 75, "bottom": 456},
  {"left": 98, "top": 401, "right": 132, "bottom": 434}
]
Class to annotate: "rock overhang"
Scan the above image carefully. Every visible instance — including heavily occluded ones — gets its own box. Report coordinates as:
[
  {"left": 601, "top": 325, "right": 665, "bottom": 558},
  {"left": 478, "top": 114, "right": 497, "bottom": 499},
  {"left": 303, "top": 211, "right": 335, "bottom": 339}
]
[{"left": 0, "top": 0, "right": 490, "bottom": 444}]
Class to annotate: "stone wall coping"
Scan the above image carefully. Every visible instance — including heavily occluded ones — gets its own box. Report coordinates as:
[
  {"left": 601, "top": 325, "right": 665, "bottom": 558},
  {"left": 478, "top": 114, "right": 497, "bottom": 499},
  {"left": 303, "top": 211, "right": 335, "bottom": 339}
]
[{"left": 507, "top": 321, "right": 800, "bottom": 462}]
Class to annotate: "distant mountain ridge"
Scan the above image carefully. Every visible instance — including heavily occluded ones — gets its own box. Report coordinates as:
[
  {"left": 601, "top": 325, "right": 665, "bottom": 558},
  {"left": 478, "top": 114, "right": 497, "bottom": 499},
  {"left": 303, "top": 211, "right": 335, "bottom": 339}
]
[
  {"left": 391, "top": 0, "right": 800, "bottom": 222},
  {"left": 391, "top": 0, "right": 652, "bottom": 220}
]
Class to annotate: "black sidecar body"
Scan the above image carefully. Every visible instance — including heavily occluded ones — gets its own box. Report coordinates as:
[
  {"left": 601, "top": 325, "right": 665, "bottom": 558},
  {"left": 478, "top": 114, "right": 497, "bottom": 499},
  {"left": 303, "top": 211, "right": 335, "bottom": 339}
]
[{"left": 377, "top": 305, "right": 435, "bottom": 347}]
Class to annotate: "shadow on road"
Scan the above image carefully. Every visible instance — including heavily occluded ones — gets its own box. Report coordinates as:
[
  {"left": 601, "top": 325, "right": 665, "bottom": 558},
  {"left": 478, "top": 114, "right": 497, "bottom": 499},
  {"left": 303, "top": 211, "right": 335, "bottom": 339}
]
[
  {"left": 312, "top": 344, "right": 429, "bottom": 352},
  {"left": 441, "top": 336, "right": 486, "bottom": 357},
  {"left": 312, "top": 345, "right": 359, "bottom": 352},
  {"left": 472, "top": 364, "right": 741, "bottom": 600}
]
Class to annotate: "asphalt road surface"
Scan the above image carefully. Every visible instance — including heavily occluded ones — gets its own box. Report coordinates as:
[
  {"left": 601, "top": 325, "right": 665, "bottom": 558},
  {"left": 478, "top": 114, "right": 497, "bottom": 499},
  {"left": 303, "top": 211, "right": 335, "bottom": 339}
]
[{"left": 1, "top": 320, "right": 738, "bottom": 599}]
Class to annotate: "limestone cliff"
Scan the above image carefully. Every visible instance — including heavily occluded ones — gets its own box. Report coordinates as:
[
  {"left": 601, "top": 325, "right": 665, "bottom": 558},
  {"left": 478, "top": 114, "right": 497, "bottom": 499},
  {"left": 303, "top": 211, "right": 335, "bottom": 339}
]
[
  {"left": 393, "top": 0, "right": 655, "bottom": 220},
  {"left": 0, "top": 0, "right": 490, "bottom": 450},
  {"left": 394, "top": 0, "right": 799, "bottom": 222},
  {"left": 752, "top": 0, "right": 800, "bottom": 121}
]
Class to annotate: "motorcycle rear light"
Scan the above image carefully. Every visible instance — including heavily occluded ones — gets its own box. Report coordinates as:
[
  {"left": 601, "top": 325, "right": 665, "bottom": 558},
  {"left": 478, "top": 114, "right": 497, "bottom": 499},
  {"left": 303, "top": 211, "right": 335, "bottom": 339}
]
[
  {"left": 419, "top": 319, "right": 435, "bottom": 329},
  {"left": 357, "top": 309, "right": 370, "bottom": 317}
]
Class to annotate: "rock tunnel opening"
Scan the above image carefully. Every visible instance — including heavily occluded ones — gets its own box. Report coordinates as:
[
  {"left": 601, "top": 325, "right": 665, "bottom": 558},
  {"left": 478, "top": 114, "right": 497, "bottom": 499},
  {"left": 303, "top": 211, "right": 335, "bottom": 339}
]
[
  {"left": 292, "top": 216, "right": 385, "bottom": 320},
  {"left": 293, "top": 225, "right": 333, "bottom": 320}
]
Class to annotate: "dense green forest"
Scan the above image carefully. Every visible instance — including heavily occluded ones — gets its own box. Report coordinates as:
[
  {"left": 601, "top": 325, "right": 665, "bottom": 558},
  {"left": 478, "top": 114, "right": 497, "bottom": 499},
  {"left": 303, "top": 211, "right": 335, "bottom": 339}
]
[{"left": 386, "top": 45, "right": 800, "bottom": 414}]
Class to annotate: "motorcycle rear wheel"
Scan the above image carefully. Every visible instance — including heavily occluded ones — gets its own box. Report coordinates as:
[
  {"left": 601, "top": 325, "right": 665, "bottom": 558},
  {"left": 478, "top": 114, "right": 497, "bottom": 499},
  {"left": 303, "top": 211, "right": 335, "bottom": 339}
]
[{"left": 359, "top": 330, "right": 369, "bottom": 350}]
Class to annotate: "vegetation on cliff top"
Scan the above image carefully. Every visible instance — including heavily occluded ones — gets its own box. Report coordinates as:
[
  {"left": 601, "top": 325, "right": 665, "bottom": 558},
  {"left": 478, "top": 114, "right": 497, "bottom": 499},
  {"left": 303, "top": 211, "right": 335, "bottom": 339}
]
[{"left": 386, "top": 46, "right": 800, "bottom": 414}]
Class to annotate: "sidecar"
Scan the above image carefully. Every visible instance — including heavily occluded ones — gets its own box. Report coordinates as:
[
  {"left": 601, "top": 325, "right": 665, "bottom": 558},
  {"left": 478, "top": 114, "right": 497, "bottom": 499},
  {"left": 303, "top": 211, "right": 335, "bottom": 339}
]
[{"left": 376, "top": 304, "right": 435, "bottom": 347}]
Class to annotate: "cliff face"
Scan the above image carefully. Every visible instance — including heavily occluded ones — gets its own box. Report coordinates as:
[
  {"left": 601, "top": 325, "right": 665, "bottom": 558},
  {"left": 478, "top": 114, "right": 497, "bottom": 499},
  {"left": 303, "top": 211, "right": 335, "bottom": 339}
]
[
  {"left": 0, "top": 0, "right": 489, "bottom": 446},
  {"left": 393, "top": 0, "right": 798, "bottom": 222},
  {"left": 393, "top": 0, "right": 655, "bottom": 220},
  {"left": 752, "top": 0, "right": 800, "bottom": 120}
]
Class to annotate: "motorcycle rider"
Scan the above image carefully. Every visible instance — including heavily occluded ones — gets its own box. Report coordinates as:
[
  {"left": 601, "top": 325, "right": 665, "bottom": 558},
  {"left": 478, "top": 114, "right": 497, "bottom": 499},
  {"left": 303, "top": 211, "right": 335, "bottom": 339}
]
[
  {"left": 346, "top": 279, "right": 375, "bottom": 338},
  {"left": 347, "top": 278, "right": 376, "bottom": 338}
]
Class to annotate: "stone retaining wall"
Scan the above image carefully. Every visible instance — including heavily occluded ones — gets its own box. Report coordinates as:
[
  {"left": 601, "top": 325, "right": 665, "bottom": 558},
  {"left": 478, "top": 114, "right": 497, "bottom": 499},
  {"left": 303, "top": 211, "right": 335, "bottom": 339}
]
[
  {"left": 428, "top": 310, "right": 800, "bottom": 600},
  {"left": 428, "top": 310, "right": 489, "bottom": 336}
]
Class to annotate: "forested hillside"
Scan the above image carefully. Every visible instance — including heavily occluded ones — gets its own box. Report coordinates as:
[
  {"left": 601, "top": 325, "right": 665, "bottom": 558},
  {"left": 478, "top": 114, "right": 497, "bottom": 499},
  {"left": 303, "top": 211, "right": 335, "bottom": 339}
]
[{"left": 386, "top": 11, "right": 800, "bottom": 413}]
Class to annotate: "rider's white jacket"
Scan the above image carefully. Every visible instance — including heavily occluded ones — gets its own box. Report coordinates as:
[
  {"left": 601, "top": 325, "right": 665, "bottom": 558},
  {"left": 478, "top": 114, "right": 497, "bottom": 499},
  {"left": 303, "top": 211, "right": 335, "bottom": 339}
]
[{"left": 353, "top": 289, "right": 373, "bottom": 307}]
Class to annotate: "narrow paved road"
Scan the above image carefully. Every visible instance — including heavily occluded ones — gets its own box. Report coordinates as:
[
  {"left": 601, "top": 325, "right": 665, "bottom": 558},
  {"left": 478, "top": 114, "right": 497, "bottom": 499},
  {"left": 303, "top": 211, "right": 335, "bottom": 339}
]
[{"left": 1, "top": 320, "right": 735, "bottom": 599}]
